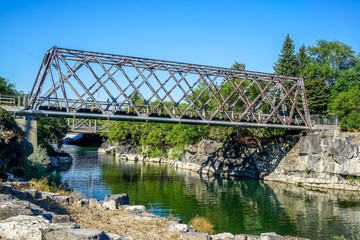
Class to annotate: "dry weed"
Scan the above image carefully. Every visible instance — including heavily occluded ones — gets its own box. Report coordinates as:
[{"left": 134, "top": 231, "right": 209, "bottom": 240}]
[{"left": 188, "top": 215, "right": 215, "bottom": 234}]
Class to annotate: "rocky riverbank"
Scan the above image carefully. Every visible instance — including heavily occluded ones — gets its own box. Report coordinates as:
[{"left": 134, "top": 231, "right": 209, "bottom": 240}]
[
  {"left": 0, "top": 181, "right": 307, "bottom": 240},
  {"left": 99, "top": 128, "right": 360, "bottom": 191}
]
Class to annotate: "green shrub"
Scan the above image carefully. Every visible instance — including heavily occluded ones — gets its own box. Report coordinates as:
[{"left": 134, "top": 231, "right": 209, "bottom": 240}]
[
  {"left": 340, "top": 112, "right": 360, "bottom": 131},
  {"left": 0, "top": 107, "right": 20, "bottom": 131},
  {"left": 28, "top": 147, "right": 50, "bottom": 165}
]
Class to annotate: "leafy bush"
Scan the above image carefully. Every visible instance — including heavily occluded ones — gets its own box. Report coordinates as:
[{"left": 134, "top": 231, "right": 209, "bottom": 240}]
[
  {"left": 188, "top": 215, "right": 215, "bottom": 234},
  {"left": 339, "top": 112, "right": 360, "bottom": 131},
  {"left": 37, "top": 116, "right": 69, "bottom": 151},
  {"left": 0, "top": 107, "right": 20, "bottom": 131},
  {"left": 28, "top": 147, "right": 50, "bottom": 165},
  {"left": 0, "top": 76, "right": 17, "bottom": 95}
]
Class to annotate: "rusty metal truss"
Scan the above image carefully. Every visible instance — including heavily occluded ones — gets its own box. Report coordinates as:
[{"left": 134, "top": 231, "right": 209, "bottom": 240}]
[{"left": 26, "top": 46, "right": 311, "bottom": 130}]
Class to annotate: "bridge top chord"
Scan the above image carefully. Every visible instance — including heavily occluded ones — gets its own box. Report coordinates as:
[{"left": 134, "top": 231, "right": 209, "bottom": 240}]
[{"left": 25, "top": 46, "right": 311, "bottom": 130}]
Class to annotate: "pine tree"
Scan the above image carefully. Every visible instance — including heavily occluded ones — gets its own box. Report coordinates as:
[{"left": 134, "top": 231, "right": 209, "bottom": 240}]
[
  {"left": 273, "top": 34, "right": 299, "bottom": 76},
  {"left": 297, "top": 45, "right": 308, "bottom": 75},
  {"left": 296, "top": 45, "right": 329, "bottom": 115}
]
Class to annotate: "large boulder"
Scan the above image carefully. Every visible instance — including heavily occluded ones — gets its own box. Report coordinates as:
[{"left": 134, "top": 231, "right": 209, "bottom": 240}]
[
  {"left": 185, "top": 140, "right": 222, "bottom": 163},
  {"left": 44, "top": 228, "right": 109, "bottom": 240},
  {"left": 98, "top": 142, "right": 117, "bottom": 154},
  {"left": 0, "top": 215, "right": 50, "bottom": 240},
  {"left": 103, "top": 194, "right": 130, "bottom": 210}
]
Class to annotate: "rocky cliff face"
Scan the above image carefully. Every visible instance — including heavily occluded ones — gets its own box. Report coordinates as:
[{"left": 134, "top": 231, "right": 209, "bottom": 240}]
[
  {"left": 0, "top": 129, "right": 33, "bottom": 179},
  {"left": 184, "top": 130, "right": 360, "bottom": 190},
  {"left": 184, "top": 136, "right": 298, "bottom": 179},
  {"left": 265, "top": 130, "right": 360, "bottom": 190}
]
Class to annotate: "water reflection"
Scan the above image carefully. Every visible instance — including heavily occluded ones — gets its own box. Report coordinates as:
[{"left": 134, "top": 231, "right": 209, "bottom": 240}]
[
  {"left": 60, "top": 145, "right": 360, "bottom": 239},
  {"left": 263, "top": 181, "right": 360, "bottom": 240}
]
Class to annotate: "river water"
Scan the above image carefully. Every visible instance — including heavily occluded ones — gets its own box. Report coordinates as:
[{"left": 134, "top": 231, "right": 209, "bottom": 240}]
[{"left": 59, "top": 145, "right": 360, "bottom": 240}]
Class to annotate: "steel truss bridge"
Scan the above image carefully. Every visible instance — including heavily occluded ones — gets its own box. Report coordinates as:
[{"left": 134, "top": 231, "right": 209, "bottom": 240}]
[{"left": 16, "top": 46, "right": 311, "bottom": 130}]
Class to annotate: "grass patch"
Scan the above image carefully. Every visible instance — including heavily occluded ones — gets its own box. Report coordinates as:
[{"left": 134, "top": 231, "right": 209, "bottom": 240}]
[
  {"left": 28, "top": 172, "right": 70, "bottom": 195},
  {"left": 188, "top": 215, "right": 215, "bottom": 234}
]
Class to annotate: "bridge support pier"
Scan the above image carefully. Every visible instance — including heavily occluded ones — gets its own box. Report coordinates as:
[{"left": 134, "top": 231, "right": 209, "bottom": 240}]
[{"left": 16, "top": 117, "right": 38, "bottom": 148}]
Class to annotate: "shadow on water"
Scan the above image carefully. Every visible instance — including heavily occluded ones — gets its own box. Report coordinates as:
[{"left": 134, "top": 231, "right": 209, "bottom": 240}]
[{"left": 60, "top": 145, "right": 360, "bottom": 240}]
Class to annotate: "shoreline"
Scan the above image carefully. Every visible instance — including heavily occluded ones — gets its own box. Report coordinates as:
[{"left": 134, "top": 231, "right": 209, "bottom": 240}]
[
  {"left": 107, "top": 153, "right": 360, "bottom": 192},
  {"left": 0, "top": 181, "right": 308, "bottom": 240}
]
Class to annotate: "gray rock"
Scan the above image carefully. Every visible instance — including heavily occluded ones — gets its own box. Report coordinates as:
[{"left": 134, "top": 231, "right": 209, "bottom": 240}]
[
  {"left": 298, "top": 136, "right": 309, "bottom": 156},
  {"left": 52, "top": 221, "right": 79, "bottom": 230},
  {"left": 309, "top": 135, "right": 321, "bottom": 154},
  {"left": 124, "top": 205, "right": 146, "bottom": 213},
  {"left": 44, "top": 228, "right": 109, "bottom": 240},
  {"left": 52, "top": 214, "right": 71, "bottom": 223},
  {"left": 103, "top": 194, "right": 129, "bottom": 210},
  {"left": 77, "top": 199, "right": 89, "bottom": 207},
  {"left": 24, "top": 189, "right": 39, "bottom": 199},
  {"left": 166, "top": 221, "right": 188, "bottom": 233},
  {"left": 0, "top": 199, "right": 32, "bottom": 220},
  {"left": 98, "top": 143, "right": 117, "bottom": 154},
  {"left": 50, "top": 156, "right": 60, "bottom": 168},
  {"left": 283, "top": 236, "right": 309, "bottom": 240},
  {"left": 260, "top": 232, "right": 284, "bottom": 240},
  {"left": 39, "top": 191, "right": 59, "bottom": 200},
  {"left": 0, "top": 193, "right": 13, "bottom": 201},
  {"left": 12, "top": 189, "right": 28, "bottom": 199},
  {"left": 0, "top": 215, "right": 50, "bottom": 240},
  {"left": 0, "top": 184, "right": 12, "bottom": 194},
  {"left": 247, "top": 235, "right": 261, "bottom": 240},
  {"left": 234, "top": 234, "right": 248, "bottom": 240},
  {"left": 212, "top": 232, "right": 235, "bottom": 239},
  {"left": 106, "top": 232, "right": 134, "bottom": 240},
  {"left": 52, "top": 195, "right": 72, "bottom": 205},
  {"left": 181, "top": 231, "right": 211, "bottom": 240}
]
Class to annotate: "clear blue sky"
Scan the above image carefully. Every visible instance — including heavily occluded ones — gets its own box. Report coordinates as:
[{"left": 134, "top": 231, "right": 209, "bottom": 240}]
[{"left": 1, "top": 0, "right": 359, "bottom": 93}]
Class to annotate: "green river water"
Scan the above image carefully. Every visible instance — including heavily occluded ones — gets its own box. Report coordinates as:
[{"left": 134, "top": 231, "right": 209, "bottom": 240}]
[{"left": 59, "top": 145, "right": 360, "bottom": 240}]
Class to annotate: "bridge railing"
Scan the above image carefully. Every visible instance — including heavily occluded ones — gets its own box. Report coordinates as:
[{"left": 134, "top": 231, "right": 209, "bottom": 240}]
[
  {"left": 67, "top": 118, "right": 112, "bottom": 133},
  {"left": 310, "top": 114, "right": 338, "bottom": 126},
  {"left": 0, "top": 94, "right": 22, "bottom": 107}
]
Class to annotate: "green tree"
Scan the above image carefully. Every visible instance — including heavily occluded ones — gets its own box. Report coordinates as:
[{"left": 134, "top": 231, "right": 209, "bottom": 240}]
[
  {"left": 297, "top": 45, "right": 308, "bottom": 74},
  {"left": 232, "top": 62, "right": 245, "bottom": 71},
  {"left": 0, "top": 77, "right": 17, "bottom": 95},
  {"left": 329, "top": 85, "right": 360, "bottom": 130},
  {"left": 273, "top": 34, "right": 299, "bottom": 76},
  {"left": 0, "top": 107, "right": 20, "bottom": 131},
  {"left": 302, "top": 62, "right": 330, "bottom": 115},
  {"left": 300, "top": 40, "right": 359, "bottom": 117},
  {"left": 37, "top": 116, "right": 69, "bottom": 153},
  {"left": 308, "top": 40, "right": 357, "bottom": 87}
]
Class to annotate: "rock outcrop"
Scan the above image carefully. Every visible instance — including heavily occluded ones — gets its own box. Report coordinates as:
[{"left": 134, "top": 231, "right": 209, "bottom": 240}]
[
  {"left": 0, "top": 128, "right": 32, "bottom": 179},
  {"left": 183, "top": 137, "right": 297, "bottom": 179},
  {"left": 265, "top": 130, "right": 360, "bottom": 190}
]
